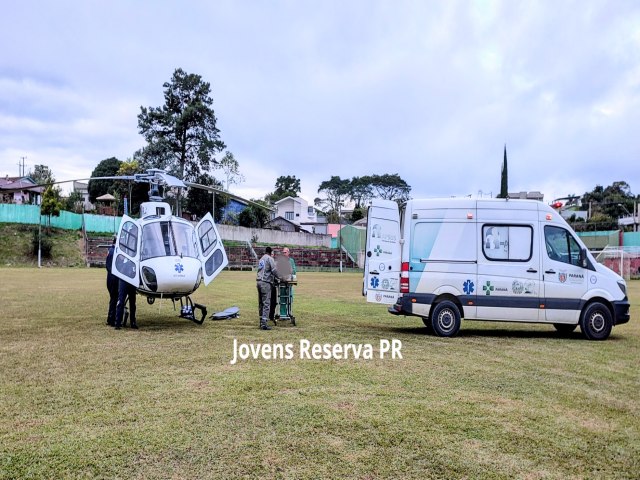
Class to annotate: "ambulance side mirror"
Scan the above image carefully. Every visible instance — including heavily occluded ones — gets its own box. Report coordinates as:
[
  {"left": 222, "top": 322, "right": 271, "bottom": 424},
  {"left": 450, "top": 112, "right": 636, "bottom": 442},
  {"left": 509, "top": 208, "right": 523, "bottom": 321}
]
[{"left": 580, "top": 248, "right": 588, "bottom": 269}]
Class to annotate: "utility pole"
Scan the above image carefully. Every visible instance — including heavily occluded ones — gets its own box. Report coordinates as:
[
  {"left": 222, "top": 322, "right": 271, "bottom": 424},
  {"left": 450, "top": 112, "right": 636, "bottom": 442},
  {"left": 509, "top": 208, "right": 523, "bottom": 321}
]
[
  {"left": 338, "top": 202, "right": 343, "bottom": 273},
  {"left": 18, "top": 156, "right": 27, "bottom": 177}
]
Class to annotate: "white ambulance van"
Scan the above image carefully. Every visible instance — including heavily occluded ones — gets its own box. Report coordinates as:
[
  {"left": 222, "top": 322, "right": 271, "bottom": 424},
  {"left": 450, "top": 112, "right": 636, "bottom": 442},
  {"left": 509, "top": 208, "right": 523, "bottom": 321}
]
[{"left": 363, "top": 198, "right": 630, "bottom": 340}]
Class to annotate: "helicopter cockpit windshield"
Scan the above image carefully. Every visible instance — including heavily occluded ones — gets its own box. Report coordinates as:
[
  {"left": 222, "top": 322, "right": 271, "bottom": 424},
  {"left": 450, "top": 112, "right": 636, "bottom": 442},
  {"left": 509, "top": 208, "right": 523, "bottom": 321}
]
[{"left": 141, "top": 221, "right": 198, "bottom": 260}]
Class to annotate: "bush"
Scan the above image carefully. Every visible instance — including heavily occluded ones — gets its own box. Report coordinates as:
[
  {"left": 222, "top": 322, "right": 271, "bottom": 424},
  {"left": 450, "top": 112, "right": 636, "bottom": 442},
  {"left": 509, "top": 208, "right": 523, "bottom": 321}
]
[{"left": 31, "top": 228, "right": 53, "bottom": 258}]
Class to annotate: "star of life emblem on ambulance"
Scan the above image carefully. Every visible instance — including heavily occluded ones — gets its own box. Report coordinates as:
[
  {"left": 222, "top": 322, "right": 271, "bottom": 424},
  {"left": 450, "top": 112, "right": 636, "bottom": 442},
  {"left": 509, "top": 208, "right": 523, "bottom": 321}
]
[
  {"left": 370, "top": 277, "right": 380, "bottom": 288},
  {"left": 463, "top": 280, "right": 474, "bottom": 295},
  {"left": 374, "top": 245, "right": 383, "bottom": 256}
]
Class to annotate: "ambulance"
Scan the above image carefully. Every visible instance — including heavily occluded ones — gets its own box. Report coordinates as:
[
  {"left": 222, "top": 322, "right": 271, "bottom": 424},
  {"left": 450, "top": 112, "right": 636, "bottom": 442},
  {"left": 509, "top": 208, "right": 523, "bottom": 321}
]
[{"left": 363, "top": 198, "right": 630, "bottom": 340}]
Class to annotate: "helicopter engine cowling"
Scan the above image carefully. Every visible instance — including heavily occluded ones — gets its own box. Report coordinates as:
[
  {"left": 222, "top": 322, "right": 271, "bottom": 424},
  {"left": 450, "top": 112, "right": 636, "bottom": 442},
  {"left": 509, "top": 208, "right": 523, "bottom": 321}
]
[{"left": 138, "top": 256, "right": 203, "bottom": 296}]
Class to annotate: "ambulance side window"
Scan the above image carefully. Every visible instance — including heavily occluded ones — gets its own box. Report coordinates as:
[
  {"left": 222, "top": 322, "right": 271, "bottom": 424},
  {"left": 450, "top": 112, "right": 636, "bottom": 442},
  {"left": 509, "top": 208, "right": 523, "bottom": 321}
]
[
  {"left": 482, "top": 224, "right": 532, "bottom": 262},
  {"left": 544, "top": 226, "right": 581, "bottom": 266}
]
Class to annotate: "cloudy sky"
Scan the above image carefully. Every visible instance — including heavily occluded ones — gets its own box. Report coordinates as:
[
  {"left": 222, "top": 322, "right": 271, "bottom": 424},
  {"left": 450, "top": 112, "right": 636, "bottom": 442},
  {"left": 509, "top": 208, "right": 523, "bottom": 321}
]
[{"left": 1, "top": 0, "right": 638, "bottom": 205}]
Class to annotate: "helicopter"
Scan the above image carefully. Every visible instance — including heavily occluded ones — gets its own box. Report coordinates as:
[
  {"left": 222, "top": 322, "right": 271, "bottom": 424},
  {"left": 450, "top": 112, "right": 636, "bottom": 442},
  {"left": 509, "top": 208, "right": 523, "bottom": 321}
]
[
  {"left": 5, "top": 167, "right": 241, "bottom": 323},
  {"left": 107, "top": 169, "right": 229, "bottom": 324}
]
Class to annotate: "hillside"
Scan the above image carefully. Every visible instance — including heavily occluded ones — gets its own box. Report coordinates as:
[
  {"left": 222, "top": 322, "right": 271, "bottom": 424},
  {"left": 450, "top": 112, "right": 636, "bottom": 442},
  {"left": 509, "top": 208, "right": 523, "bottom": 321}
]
[{"left": 0, "top": 223, "right": 86, "bottom": 267}]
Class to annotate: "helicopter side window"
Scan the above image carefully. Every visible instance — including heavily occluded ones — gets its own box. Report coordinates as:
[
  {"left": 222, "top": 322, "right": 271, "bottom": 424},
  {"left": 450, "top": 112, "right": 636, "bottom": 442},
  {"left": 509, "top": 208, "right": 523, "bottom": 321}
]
[
  {"left": 198, "top": 220, "right": 217, "bottom": 256},
  {"left": 119, "top": 221, "right": 138, "bottom": 257}
]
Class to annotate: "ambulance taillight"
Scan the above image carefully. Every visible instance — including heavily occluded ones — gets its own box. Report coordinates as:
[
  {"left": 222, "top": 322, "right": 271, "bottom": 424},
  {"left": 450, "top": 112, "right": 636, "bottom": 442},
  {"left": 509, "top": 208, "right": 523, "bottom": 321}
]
[{"left": 400, "top": 262, "right": 409, "bottom": 293}]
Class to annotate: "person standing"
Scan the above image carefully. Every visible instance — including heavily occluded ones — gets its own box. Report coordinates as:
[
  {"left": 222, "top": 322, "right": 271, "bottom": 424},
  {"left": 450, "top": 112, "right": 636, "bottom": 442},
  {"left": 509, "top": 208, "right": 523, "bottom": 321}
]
[
  {"left": 115, "top": 278, "right": 138, "bottom": 330},
  {"left": 282, "top": 247, "right": 297, "bottom": 278},
  {"left": 256, "top": 246, "right": 279, "bottom": 330},
  {"left": 105, "top": 237, "right": 118, "bottom": 326}
]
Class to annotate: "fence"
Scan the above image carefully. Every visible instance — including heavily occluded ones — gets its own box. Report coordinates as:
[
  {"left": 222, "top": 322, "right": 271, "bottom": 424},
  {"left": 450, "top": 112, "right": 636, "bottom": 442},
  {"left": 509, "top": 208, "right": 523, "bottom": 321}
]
[
  {"left": 576, "top": 230, "right": 620, "bottom": 249},
  {"left": 216, "top": 224, "right": 331, "bottom": 247},
  {"left": 340, "top": 224, "right": 367, "bottom": 267},
  {"left": 0, "top": 204, "right": 330, "bottom": 246},
  {"left": 0, "top": 203, "right": 121, "bottom": 233},
  {"left": 594, "top": 247, "right": 640, "bottom": 280}
]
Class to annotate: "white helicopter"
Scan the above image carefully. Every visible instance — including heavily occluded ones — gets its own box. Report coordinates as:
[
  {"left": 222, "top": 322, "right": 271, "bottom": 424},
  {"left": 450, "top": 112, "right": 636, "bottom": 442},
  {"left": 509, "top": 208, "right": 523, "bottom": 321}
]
[{"left": 101, "top": 169, "right": 229, "bottom": 324}]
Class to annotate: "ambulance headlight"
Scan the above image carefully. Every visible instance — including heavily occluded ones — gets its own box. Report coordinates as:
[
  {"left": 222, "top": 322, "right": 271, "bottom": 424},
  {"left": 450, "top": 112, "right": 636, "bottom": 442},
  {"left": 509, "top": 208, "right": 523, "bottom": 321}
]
[
  {"left": 142, "top": 266, "right": 158, "bottom": 292},
  {"left": 617, "top": 281, "right": 627, "bottom": 297}
]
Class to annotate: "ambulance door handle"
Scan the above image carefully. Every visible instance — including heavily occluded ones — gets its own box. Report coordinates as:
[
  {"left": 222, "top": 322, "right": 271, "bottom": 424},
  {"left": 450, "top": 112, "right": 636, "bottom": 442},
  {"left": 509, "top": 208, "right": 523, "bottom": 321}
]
[
  {"left": 545, "top": 269, "right": 556, "bottom": 274},
  {"left": 527, "top": 268, "right": 537, "bottom": 273}
]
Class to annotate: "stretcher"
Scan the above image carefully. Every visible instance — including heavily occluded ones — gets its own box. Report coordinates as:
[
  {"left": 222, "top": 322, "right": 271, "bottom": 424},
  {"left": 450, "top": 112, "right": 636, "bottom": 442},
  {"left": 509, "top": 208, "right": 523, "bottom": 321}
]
[{"left": 274, "top": 280, "right": 297, "bottom": 326}]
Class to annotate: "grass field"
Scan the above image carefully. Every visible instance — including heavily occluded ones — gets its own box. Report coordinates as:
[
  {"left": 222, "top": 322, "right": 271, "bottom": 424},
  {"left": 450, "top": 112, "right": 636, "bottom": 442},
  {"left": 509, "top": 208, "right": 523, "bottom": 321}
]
[{"left": 0, "top": 269, "right": 638, "bottom": 479}]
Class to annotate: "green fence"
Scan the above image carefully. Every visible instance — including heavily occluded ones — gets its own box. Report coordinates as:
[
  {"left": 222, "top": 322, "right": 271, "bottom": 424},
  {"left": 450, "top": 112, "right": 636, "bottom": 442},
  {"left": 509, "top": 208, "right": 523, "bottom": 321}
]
[
  {"left": 340, "top": 224, "right": 366, "bottom": 263},
  {"left": 576, "top": 230, "right": 620, "bottom": 249},
  {"left": 0, "top": 204, "right": 121, "bottom": 234},
  {"left": 623, "top": 232, "right": 640, "bottom": 247},
  {"left": 84, "top": 215, "right": 122, "bottom": 234}
]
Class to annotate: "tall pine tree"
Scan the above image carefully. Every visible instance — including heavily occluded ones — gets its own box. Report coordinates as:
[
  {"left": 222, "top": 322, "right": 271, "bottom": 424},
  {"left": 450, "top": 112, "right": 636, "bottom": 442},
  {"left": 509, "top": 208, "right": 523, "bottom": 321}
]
[{"left": 499, "top": 145, "right": 508, "bottom": 198}]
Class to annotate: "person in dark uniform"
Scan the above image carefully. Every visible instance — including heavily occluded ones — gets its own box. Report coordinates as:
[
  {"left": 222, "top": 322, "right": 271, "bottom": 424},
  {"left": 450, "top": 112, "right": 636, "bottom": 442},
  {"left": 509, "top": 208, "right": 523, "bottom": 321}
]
[
  {"left": 105, "top": 237, "right": 118, "bottom": 326},
  {"left": 256, "top": 246, "right": 279, "bottom": 330},
  {"left": 115, "top": 278, "right": 138, "bottom": 329}
]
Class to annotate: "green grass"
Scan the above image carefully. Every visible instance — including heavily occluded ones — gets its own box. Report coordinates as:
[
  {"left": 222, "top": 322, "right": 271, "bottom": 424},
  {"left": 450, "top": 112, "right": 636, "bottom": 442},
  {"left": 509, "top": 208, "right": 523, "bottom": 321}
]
[{"left": 0, "top": 270, "right": 638, "bottom": 479}]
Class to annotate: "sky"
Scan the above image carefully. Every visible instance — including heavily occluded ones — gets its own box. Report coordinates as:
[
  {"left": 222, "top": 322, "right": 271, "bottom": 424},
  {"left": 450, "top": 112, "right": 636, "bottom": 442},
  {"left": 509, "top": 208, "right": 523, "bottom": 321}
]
[{"left": 1, "top": 0, "right": 639, "bottom": 206}]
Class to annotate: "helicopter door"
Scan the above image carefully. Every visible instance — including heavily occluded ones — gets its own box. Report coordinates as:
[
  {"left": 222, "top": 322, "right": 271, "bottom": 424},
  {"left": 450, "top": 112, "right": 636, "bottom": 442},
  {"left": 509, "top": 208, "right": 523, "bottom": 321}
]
[
  {"left": 196, "top": 213, "right": 229, "bottom": 285},
  {"left": 112, "top": 216, "right": 141, "bottom": 287}
]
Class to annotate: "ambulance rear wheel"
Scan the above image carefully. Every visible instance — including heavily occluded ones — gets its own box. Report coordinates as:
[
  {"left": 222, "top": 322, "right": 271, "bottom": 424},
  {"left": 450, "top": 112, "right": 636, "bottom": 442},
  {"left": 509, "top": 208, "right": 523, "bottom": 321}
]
[
  {"left": 431, "top": 301, "right": 461, "bottom": 337},
  {"left": 580, "top": 302, "right": 612, "bottom": 340}
]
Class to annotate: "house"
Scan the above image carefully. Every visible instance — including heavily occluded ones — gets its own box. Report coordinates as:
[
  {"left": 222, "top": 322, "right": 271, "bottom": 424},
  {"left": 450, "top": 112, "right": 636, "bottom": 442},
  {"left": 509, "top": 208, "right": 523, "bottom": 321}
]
[
  {"left": 0, "top": 176, "right": 44, "bottom": 204},
  {"left": 508, "top": 191, "right": 544, "bottom": 201},
  {"left": 266, "top": 216, "right": 300, "bottom": 232},
  {"left": 73, "top": 181, "right": 94, "bottom": 211},
  {"left": 272, "top": 196, "right": 327, "bottom": 233}
]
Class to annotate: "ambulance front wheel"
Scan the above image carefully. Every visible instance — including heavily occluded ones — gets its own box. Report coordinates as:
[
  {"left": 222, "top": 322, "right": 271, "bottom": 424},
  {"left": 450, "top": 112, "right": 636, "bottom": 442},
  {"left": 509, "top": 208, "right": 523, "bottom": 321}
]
[
  {"left": 580, "top": 302, "right": 612, "bottom": 340},
  {"left": 430, "top": 301, "right": 461, "bottom": 337}
]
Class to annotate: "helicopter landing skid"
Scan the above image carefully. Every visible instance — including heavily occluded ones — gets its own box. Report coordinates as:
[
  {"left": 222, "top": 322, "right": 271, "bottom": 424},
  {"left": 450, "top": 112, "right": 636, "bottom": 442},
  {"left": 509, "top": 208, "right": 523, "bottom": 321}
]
[{"left": 174, "top": 296, "right": 208, "bottom": 325}]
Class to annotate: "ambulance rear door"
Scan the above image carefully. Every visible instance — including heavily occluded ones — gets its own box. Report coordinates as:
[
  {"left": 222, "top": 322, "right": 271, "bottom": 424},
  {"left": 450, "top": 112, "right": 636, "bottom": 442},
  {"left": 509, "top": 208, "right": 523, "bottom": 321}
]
[{"left": 364, "top": 199, "right": 401, "bottom": 304}]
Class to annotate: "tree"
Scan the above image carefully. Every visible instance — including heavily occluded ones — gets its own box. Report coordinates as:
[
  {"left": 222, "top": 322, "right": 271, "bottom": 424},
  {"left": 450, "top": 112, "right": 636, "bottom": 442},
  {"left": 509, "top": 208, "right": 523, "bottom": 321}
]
[
  {"left": 64, "top": 191, "right": 84, "bottom": 213},
  {"left": 581, "top": 181, "right": 635, "bottom": 220},
  {"left": 316, "top": 176, "right": 351, "bottom": 222},
  {"left": 265, "top": 175, "right": 302, "bottom": 203},
  {"left": 29, "top": 165, "right": 55, "bottom": 185},
  {"left": 349, "top": 176, "right": 374, "bottom": 208},
  {"left": 368, "top": 174, "right": 411, "bottom": 203},
  {"left": 114, "top": 159, "right": 147, "bottom": 215},
  {"left": 239, "top": 203, "right": 269, "bottom": 228},
  {"left": 498, "top": 145, "right": 508, "bottom": 198},
  {"left": 186, "top": 172, "right": 226, "bottom": 220},
  {"left": 40, "top": 185, "right": 62, "bottom": 229},
  {"left": 88, "top": 157, "right": 122, "bottom": 202},
  {"left": 218, "top": 151, "right": 245, "bottom": 191},
  {"left": 137, "top": 68, "right": 226, "bottom": 213},
  {"left": 350, "top": 207, "right": 365, "bottom": 222}
]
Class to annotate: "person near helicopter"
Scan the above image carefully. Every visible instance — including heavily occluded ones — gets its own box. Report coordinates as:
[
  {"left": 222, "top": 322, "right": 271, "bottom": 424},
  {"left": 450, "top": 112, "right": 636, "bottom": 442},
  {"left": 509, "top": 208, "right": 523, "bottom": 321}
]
[
  {"left": 115, "top": 278, "right": 138, "bottom": 329},
  {"left": 256, "top": 246, "right": 281, "bottom": 330},
  {"left": 105, "top": 236, "right": 119, "bottom": 327}
]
